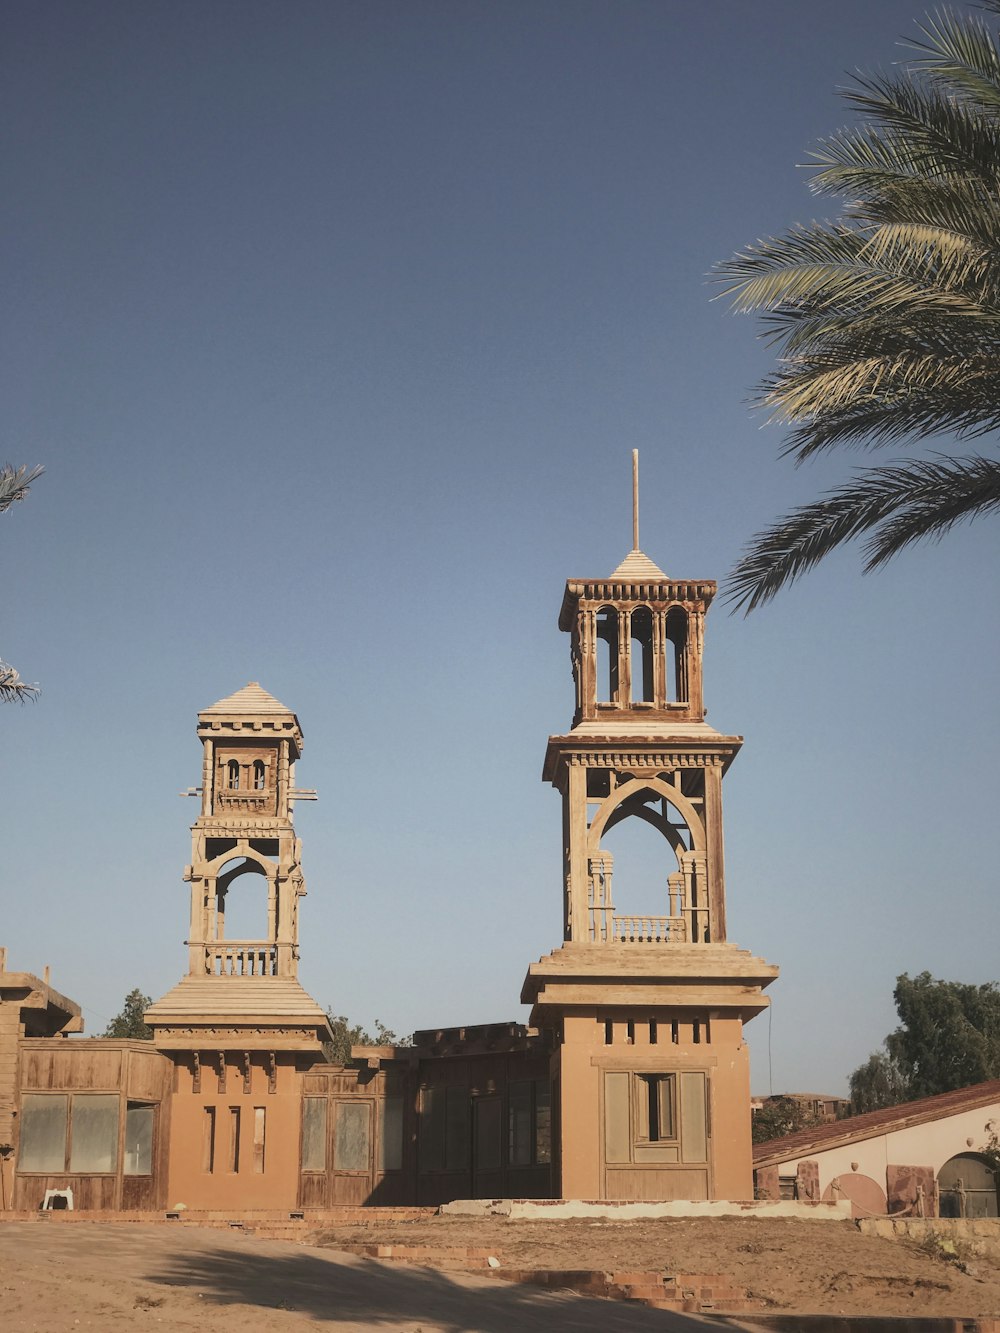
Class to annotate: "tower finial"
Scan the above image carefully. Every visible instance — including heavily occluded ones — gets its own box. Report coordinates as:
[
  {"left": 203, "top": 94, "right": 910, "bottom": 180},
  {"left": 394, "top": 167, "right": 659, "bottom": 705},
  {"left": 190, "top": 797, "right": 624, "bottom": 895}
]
[{"left": 632, "top": 449, "right": 639, "bottom": 551}]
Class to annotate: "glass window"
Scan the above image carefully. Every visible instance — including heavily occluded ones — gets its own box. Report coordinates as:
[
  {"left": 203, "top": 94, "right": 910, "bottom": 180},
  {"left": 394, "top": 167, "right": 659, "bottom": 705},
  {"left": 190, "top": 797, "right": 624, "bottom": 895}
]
[
  {"left": 227, "top": 760, "right": 240, "bottom": 790},
  {"left": 253, "top": 761, "right": 266, "bottom": 791},
  {"left": 444, "top": 1087, "right": 469, "bottom": 1172},
  {"left": 379, "top": 1096, "right": 404, "bottom": 1173},
  {"left": 301, "top": 1098, "right": 327, "bottom": 1172},
  {"left": 18, "top": 1094, "right": 68, "bottom": 1172},
  {"left": 124, "top": 1103, "right": 154, "bottom": 1176},
  {"left": 418, "top": 1087, "right": 444, "bottom": 1173},
  {"left": 334, "top": 1102, "right": 370, "bottom": 1171},
  {"left": 508, "top": 1082, "right": 532, "bottom": 1167},
  {"left": 70, "top": 1094, "right": 119, "bottom": 1173},
  {"left": 474, "top": 1097, "right": 502, "bottom": 1171}
]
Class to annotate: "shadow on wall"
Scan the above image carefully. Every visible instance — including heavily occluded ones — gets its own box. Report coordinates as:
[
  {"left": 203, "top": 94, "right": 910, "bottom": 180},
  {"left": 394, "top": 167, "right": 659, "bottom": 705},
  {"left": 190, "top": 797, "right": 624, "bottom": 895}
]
[{"left": 149, "top": 1241, "right": 721, "bottom": 1331}]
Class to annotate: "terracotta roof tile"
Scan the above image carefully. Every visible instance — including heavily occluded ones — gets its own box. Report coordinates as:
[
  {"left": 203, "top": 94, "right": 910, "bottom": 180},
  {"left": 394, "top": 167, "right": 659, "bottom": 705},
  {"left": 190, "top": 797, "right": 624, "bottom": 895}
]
[{"left": 753, "top": 1079, "right": 1000, "bottom": 1167}]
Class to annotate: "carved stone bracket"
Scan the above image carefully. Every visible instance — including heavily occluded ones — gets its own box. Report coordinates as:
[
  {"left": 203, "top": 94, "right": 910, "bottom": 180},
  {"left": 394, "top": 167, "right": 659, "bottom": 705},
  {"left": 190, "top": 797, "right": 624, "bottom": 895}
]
[
  {"left": 216, "top": 1051, "right": 226, "bottom": 1094},
  {"left": 192, "top": 1050, "right": 201, "bottom": 1094},
  {"left": 267, "top": 1051, "right": 277, "bottom": 1094},
  {"left": 242, "top": 1050, "right": 252, "bottom": 1095}
]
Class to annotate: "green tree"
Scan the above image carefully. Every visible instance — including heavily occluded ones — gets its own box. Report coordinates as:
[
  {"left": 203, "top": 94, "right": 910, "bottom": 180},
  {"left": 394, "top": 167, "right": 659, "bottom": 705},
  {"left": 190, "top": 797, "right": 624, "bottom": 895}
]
[
  {"left": 103, "top": 988, "right": 153, "bottom": 1040},
  {"left": 1, "top": 464, "right": 43, "bottom": 701},
  {"left": 752, "top": 1097, "right": 820, "bottom": 1144},
  {"left": 325, "top": 1010, "right": 407, "bottom": 1066},
  {"left": 715, "top": 5, "right": 1000, "bottom": 611},
  {"left": 848, "top": 1048, "right": 912, "bottom": 1114},
  {"left": 849, "top": 972, "right": 1000, "bottom": 1111}
]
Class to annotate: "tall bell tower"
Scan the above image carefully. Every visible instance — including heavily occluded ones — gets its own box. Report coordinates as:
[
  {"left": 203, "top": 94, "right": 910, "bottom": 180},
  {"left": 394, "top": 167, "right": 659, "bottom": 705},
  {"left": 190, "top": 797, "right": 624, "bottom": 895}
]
[{"left": 522, "top": 455, "right": 778, "bottom": 1202}]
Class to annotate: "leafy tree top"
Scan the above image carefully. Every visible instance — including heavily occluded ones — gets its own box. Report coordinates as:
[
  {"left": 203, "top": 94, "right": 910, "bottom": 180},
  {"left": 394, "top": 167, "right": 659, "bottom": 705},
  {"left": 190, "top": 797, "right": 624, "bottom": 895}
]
[{"left": 103, "top": 989, "right": 153, "bottom": 1040}]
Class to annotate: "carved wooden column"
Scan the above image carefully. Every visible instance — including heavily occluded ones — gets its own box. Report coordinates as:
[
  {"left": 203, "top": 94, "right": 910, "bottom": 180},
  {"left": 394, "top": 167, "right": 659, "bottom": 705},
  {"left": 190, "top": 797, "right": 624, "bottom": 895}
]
[
  {"left": 201, "top": 739, "right": 213, "bottom": 817},
  {"left": 702, "top": 761, "right": 727, "bottom": 941},
  {"left": 617, "top": 609, "right": 630, "bottom": 706},
  {"left": 567, "top": 763, "right": 590, "bottom": 941},
  {"left": 652, "top": 609, "right": 666, "bottom": 706}
]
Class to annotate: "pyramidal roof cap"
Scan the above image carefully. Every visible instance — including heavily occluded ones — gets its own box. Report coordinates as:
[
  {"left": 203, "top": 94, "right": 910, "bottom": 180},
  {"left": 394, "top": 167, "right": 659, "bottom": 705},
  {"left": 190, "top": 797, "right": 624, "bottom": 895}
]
[
  {"left": 610, "top": 548, "right": 668, "bottom": 581},
  {"left": 201, "top": 682, "right": 295, "bottom": 717}
]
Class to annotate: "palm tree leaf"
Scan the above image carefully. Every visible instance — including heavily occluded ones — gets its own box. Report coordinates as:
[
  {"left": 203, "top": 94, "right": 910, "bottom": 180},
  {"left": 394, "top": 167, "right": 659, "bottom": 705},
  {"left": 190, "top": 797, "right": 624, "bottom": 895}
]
[
  {"left": 0, "top": 661, "right": 39, "bottom": 703},
  {"left": 0, "top": 463, "right": 44, "bottom": 513},
  {"left": 726, "top": 456, "right": 1000, "bottom": 611}
]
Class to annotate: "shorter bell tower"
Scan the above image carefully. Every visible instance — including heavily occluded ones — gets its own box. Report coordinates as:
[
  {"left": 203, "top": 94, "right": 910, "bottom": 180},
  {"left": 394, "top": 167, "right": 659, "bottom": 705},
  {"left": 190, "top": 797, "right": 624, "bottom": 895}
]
[
  {"left": 522, "top": 456, "right": 778, "bottom": 1202},
  {"left": 186, "top": 682, "right": 309, "bottom": 980},
  {"left": 146, "top": 684, "right": 333, "bottom": 1210}
]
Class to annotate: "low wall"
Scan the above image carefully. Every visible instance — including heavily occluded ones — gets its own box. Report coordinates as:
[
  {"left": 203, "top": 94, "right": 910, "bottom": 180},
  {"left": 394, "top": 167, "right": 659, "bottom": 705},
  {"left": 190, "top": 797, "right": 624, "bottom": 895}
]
[
  {"left": 442, "top": 1197, "right": 852, "bottom": 1221},
  {"left": 859, "top": 1216, "right": 1000, "bottom": 1263}
]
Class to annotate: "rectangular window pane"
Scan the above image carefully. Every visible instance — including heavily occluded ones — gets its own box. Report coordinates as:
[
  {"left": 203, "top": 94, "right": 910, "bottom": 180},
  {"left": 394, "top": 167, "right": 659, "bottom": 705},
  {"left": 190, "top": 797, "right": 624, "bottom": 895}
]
[
  {"left": 124, "top": 1104, "right": 154, "bottom": 1176},
  {"left": 301, "top": 1098, "right": 327, "bottom": 1171},
  {"left": 657, "top": 1076, "right": 675, "bottom": 1141},
  {"left": 253, "top": 1107, "right": 266, "bottom": 1174},
  {"left": 445, "top": 1087, "right": 469, "bottom": 1172},
  {"left": 334, "top": 1102, "right": 370, "bottom": 1171},
  {"left": 535, "top": 1083, "right": 551, "bottom": 1165},
  {"left": 418, "top": 1087, "right": 444, "bottom": 1173},
  {"left": 18, "top": 1094, "right": 68, "bottom": 1172},
  {"left": 474, "top": 1097, "right": 501, "bottom": 1171},
  {"left": 70, "top": 1095, "right": 118, "bottom": 1173},
  {"left": 508, "top": 1081, "right": 532, "bottom": 1167},
  {"left": 378, "top": 1096, "right": 403, "bottom": 1172}
]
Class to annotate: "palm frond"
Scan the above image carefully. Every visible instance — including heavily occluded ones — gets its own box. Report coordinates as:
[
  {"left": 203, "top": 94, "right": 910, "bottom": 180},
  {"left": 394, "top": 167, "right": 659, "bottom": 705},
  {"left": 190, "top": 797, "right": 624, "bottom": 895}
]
[
  {"left": 908, "top": 10, "right": 1000, "bottom": 115},
  {"left": 726, "top": 456, "right": 1000, "bottom": 612},
  {"left": 0, "top": 661, "right": 39, "bottom": 703},
  {"left": 0, "top": 463, "right": 44, "bottom": 513}
]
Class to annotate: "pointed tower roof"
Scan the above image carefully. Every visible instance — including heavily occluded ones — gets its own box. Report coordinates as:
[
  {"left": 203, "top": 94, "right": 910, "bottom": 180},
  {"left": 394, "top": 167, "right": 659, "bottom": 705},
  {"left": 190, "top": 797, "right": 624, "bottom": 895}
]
[
  {"left": 201, "top": 682, "right": 294, "bottom": 717},
  {"left": 610, "top": 548, "right": 668, "bottom": 581}
]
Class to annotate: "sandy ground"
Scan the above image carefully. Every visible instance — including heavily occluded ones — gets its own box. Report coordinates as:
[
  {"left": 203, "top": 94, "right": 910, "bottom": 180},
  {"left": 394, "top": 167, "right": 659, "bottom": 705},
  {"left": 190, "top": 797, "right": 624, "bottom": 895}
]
[
  {"left": 0, "top": 1217, "right": 998, "bottom": 1331},
  {"left": 312, "top": 1214, "right": 1000, "bottom": 1320}
]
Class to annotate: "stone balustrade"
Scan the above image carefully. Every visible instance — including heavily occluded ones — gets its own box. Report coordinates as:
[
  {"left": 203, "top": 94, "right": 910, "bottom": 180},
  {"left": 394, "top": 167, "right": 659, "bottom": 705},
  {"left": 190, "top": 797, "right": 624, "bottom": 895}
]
[{"left": 206, "top": 943, "right": 277, "bottom": 976}]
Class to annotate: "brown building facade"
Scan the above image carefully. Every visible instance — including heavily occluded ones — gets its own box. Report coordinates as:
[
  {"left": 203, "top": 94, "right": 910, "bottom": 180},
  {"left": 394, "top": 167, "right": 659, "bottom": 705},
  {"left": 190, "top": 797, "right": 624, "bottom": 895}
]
[{"left": 2, "top": 517, "right": 778, "bottom": 1212}]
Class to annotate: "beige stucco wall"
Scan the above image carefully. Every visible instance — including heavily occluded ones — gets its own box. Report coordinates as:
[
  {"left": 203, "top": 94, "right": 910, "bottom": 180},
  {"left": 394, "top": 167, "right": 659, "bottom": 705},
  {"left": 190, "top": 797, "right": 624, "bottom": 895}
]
[
  {"left": 164, "top": 1053, "right": 305, "bottom": 1211},
  {"left": 557, "top": 1010, "right": 755, "bottom": 1201},
  {"left": 770, "top": 1099, "right": 1000, "bottom": 1196}
]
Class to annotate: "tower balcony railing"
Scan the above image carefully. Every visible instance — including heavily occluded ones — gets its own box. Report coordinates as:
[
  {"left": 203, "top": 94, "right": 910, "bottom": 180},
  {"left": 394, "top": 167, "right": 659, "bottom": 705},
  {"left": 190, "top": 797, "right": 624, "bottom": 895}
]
[
  {"left": 206, "top": 942, "right": 278, "bottom": 976},
  {"left": 609, "top": 914, "right": 686, "bottom": 943},
  {"left": 216, "top": 790, "right": 271, "bottom": 809}
]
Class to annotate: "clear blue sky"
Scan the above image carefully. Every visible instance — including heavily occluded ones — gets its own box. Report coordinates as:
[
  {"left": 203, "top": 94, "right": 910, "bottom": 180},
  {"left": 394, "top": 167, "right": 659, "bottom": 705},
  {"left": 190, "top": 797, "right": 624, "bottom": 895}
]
[{"left": 4, "top": 0, "right": 997, "bottom": 1095}]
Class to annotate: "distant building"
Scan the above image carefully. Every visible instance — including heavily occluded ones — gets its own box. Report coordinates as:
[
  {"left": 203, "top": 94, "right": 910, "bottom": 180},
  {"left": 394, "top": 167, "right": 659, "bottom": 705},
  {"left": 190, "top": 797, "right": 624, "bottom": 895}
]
[
  {"left": 754, "top": 1081, "right": 1000, "bottom": 1218},
  {"left": 754, "top": 1092, "right": 850, "bottom": 1124}
]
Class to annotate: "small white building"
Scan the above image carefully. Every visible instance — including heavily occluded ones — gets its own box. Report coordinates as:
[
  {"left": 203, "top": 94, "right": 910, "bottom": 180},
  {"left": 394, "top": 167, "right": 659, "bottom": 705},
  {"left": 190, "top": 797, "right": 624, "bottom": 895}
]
[{"left": 753, "top": 1080, "right": 1000, "bottom": 1219}]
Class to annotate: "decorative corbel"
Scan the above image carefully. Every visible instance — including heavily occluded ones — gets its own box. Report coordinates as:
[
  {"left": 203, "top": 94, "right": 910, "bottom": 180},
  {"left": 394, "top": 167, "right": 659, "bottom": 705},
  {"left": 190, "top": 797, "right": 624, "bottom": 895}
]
[
  {"left": 217, "top": 1051, "right": 226, "bottom": 1094},
  {"left": 267, "top": 1051, "right": 277, "bottom": 1095},
  {"left": 242, "top": 1050, "right": 252, "bottom": 1095},
  {"left": 192, "top": 1050, "right": 201, "bottom": 1094}
]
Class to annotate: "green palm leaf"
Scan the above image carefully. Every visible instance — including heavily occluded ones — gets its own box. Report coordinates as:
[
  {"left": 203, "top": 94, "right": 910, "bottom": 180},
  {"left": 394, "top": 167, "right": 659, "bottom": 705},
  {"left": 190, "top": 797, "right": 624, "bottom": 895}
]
[{"left": 713, "top": 6, "right": 1000, "bottom": 608}]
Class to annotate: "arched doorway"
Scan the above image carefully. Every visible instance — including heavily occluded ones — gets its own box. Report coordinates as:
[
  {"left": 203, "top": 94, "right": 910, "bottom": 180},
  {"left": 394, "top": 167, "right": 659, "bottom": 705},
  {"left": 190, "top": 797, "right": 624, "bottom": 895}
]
[{"left": 937, "top": 1153, "right": 999, "bottom": 1217}]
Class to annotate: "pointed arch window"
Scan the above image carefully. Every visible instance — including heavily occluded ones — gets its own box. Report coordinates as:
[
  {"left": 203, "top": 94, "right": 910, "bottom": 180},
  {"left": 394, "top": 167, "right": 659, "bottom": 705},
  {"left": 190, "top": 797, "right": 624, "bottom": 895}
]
[
  {"left": 665, "top": 607, "right": 688, "bottom": 703},
  {"left": 595, "top": 606, "right": 619, "bottom": 703},
  {"left": 253, "top": 760, "right": 266, "bottom": 791},
  {"left": 629, "top": 606, "right": 654, "bottom": 703},
  {"left": 227, "top": 760, "right": 240, "bottom": 790}
]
